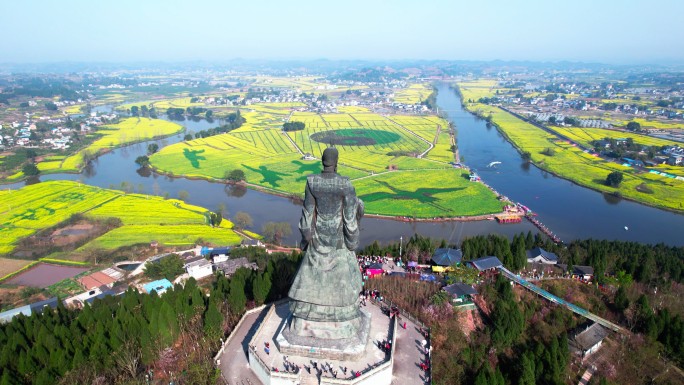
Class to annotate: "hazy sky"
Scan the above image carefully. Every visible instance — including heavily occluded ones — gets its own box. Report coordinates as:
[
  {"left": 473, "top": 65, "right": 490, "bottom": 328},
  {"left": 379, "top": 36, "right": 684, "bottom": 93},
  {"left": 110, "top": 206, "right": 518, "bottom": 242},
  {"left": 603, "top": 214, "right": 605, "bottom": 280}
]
[{"left": 2, "top": 0, "right": 683, "bottom": 64}]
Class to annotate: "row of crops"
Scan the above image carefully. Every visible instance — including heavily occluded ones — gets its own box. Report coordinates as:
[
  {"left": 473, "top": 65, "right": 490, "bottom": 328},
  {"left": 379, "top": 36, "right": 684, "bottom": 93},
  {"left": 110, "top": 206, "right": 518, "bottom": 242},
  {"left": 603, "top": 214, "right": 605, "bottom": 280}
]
[{"left": 0, "top": 181, "right": 242, "bottom": 257}]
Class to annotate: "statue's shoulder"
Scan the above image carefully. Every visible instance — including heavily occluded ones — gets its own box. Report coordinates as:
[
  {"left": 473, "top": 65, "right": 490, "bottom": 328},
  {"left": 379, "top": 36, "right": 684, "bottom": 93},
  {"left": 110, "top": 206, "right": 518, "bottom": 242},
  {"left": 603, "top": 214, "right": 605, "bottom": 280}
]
[{"left": 308, "top": 173, "right": 350, "bottom": 186}]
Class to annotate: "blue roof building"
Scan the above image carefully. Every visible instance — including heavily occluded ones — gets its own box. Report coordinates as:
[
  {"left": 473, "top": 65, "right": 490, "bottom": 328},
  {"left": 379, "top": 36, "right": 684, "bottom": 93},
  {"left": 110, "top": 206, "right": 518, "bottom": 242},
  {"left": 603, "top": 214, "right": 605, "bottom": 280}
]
[
  {"left": 469, "top": 256, "right": 503, "bottom": 272},
  {"left": 442, "top": 282, "right": 478, "bottom": 298},
  {"left": 431, "top": 248, "right": 463, "bottom": 266},
  {"left": 143, "top": 279, "right": 174, "bottom": 295},
  {"left": 526, "top": 247, "right": 559, "bottom": 264}
]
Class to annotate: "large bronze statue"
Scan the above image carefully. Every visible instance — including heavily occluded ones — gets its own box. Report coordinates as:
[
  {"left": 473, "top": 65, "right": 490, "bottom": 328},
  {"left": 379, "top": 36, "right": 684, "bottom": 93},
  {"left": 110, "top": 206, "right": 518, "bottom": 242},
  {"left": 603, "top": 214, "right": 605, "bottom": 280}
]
[{"left": 285, "top": 147, "right": 368, "bottom": 345}]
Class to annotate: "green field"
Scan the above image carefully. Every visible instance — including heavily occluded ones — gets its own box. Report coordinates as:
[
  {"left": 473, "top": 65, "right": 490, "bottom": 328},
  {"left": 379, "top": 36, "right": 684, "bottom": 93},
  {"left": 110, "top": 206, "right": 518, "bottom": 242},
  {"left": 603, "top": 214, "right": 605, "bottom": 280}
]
[
  {"left": 354, "top": 169, "right": 504, "bottom": 217},
  {"left": 393, "top": 83, "right": 433, "bottom": 104},
  {"left": 0, "top": 181, "right": 243, "bottom": 258},
  {"left": 458, "top": 81, "right": 684, "bottom": 212},
  {"left": 549, "top": 126, "right": 680, "bottom": 150},
  {"left": 150, "top": 103, "right": 503, "bottom": 218},
  {"left": 5, "top": 118, "right": 183, "bottom": 181}
]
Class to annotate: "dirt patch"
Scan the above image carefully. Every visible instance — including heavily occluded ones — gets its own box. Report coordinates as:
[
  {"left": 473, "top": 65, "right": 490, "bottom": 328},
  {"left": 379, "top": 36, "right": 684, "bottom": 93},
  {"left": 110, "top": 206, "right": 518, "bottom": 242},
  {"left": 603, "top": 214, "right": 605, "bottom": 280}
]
[
  {"left": 458, "top": 309, "right": 483, "bottom": 338},
  {"left": 0, "top": 286, "right": 49, "bottom": 311},
  {"left": 12, "top": 217, "right": 121, "bottom": 258},
  {"left": 50, "top": 222, "right": 97, "bottom": 246},
  {"left": 0, "top": 258, "right": 35, "bottom": 278}
]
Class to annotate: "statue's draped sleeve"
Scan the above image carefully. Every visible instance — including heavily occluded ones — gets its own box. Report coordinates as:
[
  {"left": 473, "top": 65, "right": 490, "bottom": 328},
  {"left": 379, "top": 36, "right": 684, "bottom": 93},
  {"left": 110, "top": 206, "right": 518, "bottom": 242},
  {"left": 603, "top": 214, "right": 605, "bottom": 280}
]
[
  {"left": 299, "top": 178, "right": 315, "bottom": 245},
  {"left": 343, "top": 184, "right": 362, "bottom": 251}
]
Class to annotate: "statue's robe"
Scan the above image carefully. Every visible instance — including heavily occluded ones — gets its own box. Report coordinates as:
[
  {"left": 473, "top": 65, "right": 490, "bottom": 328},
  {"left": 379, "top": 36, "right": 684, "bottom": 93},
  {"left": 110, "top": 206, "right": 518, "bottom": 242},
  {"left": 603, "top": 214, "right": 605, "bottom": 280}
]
[{"left": 288, "top": 171, "right": 364, "bottom": 325}]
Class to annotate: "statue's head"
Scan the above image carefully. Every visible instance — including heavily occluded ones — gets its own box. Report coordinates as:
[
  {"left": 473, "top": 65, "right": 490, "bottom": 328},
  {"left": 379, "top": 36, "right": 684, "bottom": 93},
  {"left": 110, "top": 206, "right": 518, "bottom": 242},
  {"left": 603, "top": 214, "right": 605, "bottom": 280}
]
[{"left": 322, "top": 147, "right": 338, "bottom": 172}]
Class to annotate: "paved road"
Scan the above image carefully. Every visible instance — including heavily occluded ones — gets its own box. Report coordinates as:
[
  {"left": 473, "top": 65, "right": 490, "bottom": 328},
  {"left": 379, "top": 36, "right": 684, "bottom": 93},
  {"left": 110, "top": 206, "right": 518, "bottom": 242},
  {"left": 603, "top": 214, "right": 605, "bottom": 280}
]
[
  {"left": 217, "top": 307, "right": 269, "bottom": 385},
  {"left": 391, "top": 316, "right": 430, "bottom": 384}
]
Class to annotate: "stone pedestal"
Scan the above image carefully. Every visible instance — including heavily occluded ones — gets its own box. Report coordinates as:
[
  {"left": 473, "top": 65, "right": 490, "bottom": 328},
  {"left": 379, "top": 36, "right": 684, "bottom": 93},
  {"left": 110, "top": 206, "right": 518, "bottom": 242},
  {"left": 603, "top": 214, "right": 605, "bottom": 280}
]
[
  {"left": 244, "top": 301, "right": 395, "bottom": 385},
  {"left": 276, "top": 309, "right": 371, "bottom": 361}
]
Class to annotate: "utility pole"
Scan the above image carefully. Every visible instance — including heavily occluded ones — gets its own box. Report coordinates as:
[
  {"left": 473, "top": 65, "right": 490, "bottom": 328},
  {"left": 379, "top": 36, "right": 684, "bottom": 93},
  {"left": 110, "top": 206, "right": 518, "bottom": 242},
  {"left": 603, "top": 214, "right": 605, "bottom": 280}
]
[{"left": 399, "top": 236, "right": 403, "bottom": 259}]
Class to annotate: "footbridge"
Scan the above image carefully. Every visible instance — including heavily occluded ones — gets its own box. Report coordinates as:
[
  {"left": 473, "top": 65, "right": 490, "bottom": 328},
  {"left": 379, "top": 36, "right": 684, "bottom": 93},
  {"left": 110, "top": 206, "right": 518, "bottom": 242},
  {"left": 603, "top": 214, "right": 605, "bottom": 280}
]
[{"left": 498, "top": 266, "right": 625, "bottom": 333}]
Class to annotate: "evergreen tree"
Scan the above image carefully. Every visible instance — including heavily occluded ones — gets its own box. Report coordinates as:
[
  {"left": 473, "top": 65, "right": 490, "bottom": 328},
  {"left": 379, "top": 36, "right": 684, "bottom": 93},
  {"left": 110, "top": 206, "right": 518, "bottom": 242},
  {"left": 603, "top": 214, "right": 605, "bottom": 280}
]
[
  {"left": 252, "top": 272, "right": 272, "bottom": 305},
  {"left": 518, "top": 352, "right": 535, "bottom": 385},
  {"left": 228, "top": 278, "right": 247, "bottom": 314},
  {"left": 0, "top": 370, "right": 20, "bottom": 385},
  {"left": 525, "top": 231, "right": 534, "bottom": 249},
  {"left": 614, "top": 286, "right": 629, "bottom": 312},
  {"left": 512, "top": 234, "right": 527, "bottom": 271},
  {"left": 203, "top": 299, "right": 223, "bottom": 340}
]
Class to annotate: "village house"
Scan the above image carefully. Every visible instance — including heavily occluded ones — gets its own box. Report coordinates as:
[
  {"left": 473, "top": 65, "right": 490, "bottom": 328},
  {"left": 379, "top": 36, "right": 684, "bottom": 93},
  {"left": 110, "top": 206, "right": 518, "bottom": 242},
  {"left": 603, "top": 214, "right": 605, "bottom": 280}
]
[
  {"left": 209, "top": 247, "right": 231, "bottom": 264},
  {"left": 241, "top": 239, "right": 265, "bottom": 248},
  {"left": 559, "top": 264, "right": 595, "bottom": 281},
  {"left": 569, "top": 323, "right": 609, "bottom": 360},
  {"left": 77, "top": 268, "right": 123, "bottom": 291},
  {"left": 667, "top": 154, "right": 682, "bottom": 166},
  {"left": 215, "top": 257, "right": 258, "bottom": 277},
  {"left": 430, "top": 248, "right": 463, "bottom": 273},
  {"left": 442, "top": 282, "right": 478, "bottom": 306},
  {"left": 526, "top": 247, "right": 558, "bottom": 264},
  {"left": 469, "top": 256, "right": 503, "bottom": 273},
  {"left": 184, "top": 256, "right": 213, "bottom": 280},
  {"left": 0, "top": 297, "right": 59, "bottom": 324}
]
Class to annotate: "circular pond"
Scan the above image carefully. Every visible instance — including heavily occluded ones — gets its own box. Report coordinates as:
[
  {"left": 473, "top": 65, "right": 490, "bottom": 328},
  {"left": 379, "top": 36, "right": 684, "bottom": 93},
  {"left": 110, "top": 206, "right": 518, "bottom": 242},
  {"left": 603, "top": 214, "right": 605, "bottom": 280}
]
[{"left": 310, "top": 129, "right": 401, "bottom": 146}]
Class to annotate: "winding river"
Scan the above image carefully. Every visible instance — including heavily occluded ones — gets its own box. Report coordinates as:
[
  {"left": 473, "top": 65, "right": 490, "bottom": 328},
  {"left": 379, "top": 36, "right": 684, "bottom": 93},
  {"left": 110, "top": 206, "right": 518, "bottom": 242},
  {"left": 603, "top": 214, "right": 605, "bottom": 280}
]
[
  {"left": 437, "top": 83, "right": 684, "bottom": 246},
  {"left": 5, "top": 89, "right": 683, "bottom": 247}
]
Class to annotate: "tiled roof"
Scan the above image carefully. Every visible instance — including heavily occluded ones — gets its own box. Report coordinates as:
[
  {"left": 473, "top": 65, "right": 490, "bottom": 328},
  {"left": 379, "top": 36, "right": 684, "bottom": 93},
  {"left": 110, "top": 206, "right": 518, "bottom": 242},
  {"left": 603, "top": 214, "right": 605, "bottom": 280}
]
[
  {"left": 431, "top": 248, "right": 463, "bottom": 266},
  {"left": 526, "top": 247, "right": 558, "bottom": 262},
  {"left": 470, "top": 256, "right": 503, "bottom": 271},
  {"left": 78, "top": 271, "right": 116, "bottom": 290},
  {"left": 442, "top": 283, "right": 477, "bottom": 297}
]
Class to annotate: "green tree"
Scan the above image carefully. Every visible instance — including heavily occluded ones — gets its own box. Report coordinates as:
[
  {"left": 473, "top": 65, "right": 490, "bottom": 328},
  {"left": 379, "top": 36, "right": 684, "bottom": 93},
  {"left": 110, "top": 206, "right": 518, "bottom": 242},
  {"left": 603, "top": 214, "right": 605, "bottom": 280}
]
[
  {"left": 512, "top": 234, "right": 527, "bottom": 271},
  {"left": 614, "top": 286, "right": 629, "bottom": 312},
  {"left": 178, "top": 190, "right": 190, "bottom": 202},
  {"left": 147, "top": 143, "right": 159, "bottom": 154},
  {"left": 606, "top": 171, "right": 623, "bottom": 187},
  {"left": 22, "top": 163, "right": 40, "bottom": 176},
  {"left": 228, "top": 278, "right": 246, "bottom": 314},
  {"left": 225, "top": 169, "right": 245, "bottom": 182},
  {"left": 134, "top": 155, "right": 149, "bottom": 167},
  {"left": 252, "top": 271, "right": 272, "bottom": 305},
  {"left": 626, "top": 121, "right": 641, "bottom": 131},
  {"left": 208, "top": 211, "right": 222, "bottom": 227},
  {"left": 203, "top": 299, "right": 223, "bottom": 340},
  {"left": 234, "top": 211, "right": 253, "bottom": 229},
  {"left": 518, "top": 352, "right": 536, "bottom": 385},
  {"left": 130, "top": 105, "right": 139, "bottom": 116},
  {"left": 217, "top": 203, "right": 228, "bottom": 217},
  {"left": 282, "top": 121, "right": 306, "bottom": 132},
  {"left": 143, "top": 254, "right": 185, "bottom": 281},
  {"left": 262, "top": 222, "right": 292, "bottom": 245},
  {"left": 491, "top": 275, "right": 524, "bottom": 347}
]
